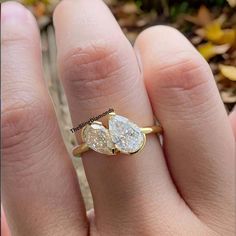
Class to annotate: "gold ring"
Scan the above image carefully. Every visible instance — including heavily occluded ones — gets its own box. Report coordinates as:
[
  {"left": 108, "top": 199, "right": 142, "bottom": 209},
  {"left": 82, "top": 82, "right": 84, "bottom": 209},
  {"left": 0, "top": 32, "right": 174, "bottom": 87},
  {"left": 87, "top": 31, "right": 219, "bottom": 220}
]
[{"left": 72, "top": 112, "right": 162, "bottom": 157}]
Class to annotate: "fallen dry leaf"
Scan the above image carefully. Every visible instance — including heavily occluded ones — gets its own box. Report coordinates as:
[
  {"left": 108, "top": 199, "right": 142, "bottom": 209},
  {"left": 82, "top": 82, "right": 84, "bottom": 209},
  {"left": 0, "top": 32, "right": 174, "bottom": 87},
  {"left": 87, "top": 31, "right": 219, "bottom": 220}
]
[
  {"left": 191, "top": 36, "right": 203, "bottom": 45},
  {"left": 195, "top": 28, "right": 205, "bottom": 38},
  {"left": 34, "top": 2, "right": 47, "bottom": 18},
  {"left": 217, "top": 29, "right": 236, "bottom": 45},
  {"left": 122, "top": 2, "right": 138, "bottom": 14},
  {"left": 198, "top": 43, "right": 230, "bottom": 61},
  {"left": 197, "top": 5, "right": 212, "bottom": 26},
  {"left": 204, "top": 21, "right": 236, "bottom": 45},
  {"left": 226, "top": 0, "right": 236, "bottom": 7},
  {"left": 219, "top": 64, "right": 236, "bottom": 81},
  {"left": 204, "top": 20, "right": 224, "bottom": 42},
  {"left": 221, "top": 90, "right": 236, "bottom": 103},
  {"left": 184, "top": 5, "right": 212, "bottom": 26}
]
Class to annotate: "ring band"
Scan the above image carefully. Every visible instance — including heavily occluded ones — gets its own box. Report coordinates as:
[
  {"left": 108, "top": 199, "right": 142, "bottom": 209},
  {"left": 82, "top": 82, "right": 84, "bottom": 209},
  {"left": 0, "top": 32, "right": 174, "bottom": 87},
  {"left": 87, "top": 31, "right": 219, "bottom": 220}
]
[{"left": 72, "top": 112, "right": 162, "bottom": 157}]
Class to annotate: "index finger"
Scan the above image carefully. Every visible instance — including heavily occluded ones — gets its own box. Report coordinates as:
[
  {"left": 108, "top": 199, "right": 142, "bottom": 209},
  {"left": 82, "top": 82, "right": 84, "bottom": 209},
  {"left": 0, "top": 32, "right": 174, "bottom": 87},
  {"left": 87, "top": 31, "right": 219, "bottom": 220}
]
[{"left": 2, "top": 2, "right": 88, "bottom": 235}]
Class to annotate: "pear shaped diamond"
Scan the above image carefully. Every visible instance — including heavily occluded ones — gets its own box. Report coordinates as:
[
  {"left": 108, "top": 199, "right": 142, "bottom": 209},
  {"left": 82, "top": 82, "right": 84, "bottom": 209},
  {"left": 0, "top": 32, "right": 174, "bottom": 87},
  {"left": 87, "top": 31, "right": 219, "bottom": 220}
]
[
  {"left": 109, "top": 115, "right": 145, "bottom": 154},
  {"left": 82, "top": 123, "right": 115, "bottom": 155}
]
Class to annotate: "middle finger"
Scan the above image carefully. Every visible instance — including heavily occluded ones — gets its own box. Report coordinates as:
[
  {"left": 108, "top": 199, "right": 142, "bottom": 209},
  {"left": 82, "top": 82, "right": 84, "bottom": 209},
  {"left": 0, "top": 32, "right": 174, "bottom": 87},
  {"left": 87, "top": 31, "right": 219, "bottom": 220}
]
[{"left": 54, "top": 0, "right": 187, "bottom": 234}]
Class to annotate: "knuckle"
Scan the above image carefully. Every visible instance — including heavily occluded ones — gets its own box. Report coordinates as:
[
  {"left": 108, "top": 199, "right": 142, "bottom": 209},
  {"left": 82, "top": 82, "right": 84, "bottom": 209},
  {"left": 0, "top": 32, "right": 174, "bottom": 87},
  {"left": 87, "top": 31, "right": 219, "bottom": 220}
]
[
  {"left": 2, "top": 97, "right": 56, "bottom": 177},
  {"left": 154, "top": 50, "right": 211, "bottom": 91},
  {"left": 2, "top": 97, "right": 53, "bottom": 154},
  {"left": 137, "top": 26, "right": 213, "bottom": 92},
  {"left": 59, "top": 40, "right": 138, "bottom": 101},
  {"left": 145, "top": 49, "right": 216, "bottom": 116}
]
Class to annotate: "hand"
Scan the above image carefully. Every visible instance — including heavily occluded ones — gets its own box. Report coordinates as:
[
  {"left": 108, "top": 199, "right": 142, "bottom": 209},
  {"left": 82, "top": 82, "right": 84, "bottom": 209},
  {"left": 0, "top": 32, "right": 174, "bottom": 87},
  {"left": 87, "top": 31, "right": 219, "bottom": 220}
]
[{"left": 2, "top": 1, "right": 235, "bottom": 235}]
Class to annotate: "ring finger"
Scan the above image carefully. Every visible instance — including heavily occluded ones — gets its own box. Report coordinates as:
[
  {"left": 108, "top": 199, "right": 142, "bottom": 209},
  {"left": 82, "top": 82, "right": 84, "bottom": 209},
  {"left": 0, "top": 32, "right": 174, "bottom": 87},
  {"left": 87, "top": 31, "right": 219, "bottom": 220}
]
[{"left": 53, "top": 0, "right": 190, "bottom": 234}]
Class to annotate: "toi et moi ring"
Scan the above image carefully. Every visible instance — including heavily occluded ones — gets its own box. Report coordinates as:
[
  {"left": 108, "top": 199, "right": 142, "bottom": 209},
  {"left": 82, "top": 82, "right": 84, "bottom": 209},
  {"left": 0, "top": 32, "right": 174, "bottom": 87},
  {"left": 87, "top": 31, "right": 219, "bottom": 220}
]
[{"left": 72, "top": 112, "right": 163, "bottom": 157}]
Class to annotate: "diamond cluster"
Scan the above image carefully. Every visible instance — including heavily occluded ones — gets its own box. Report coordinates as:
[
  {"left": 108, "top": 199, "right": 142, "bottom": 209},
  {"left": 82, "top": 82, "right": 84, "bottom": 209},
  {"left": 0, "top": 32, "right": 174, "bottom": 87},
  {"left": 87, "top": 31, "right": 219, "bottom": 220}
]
[{"left": 82, "top": 115, "right": 145, "bottom": 155}]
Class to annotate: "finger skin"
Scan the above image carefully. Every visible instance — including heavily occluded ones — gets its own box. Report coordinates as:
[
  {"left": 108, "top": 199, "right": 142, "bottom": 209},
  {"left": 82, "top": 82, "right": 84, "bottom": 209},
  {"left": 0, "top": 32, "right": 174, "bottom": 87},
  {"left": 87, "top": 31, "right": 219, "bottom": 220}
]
[
  {"left": 1, "top": 207, "right": 11, "bottom": 236},
  {"left": 229, "top": 109, "right": 236, "bottom": 139},
  {"left": 52, "top": 0, "right": 210, "bottom": 235},
  {"left": 135, "top": 26, "right": 235, "bottom": 235},
  {"left": 2, "top": 2, "right": 87, "bottom": 235}
]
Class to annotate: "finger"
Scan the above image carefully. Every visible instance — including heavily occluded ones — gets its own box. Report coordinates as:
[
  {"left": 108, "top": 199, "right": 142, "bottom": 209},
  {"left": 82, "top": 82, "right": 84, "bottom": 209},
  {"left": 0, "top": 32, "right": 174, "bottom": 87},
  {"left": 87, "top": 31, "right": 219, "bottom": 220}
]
[
  {"left": 135, "top": 26, "right": 235, "bottom": 233},
  {"left": 229, "top": 107, "right": 236, "bottom": 139},
  {"left": 53, "top": 0, "right": 200, "bottom": 234},
  {"left": 1, "top": 207, "right": 11, "bottom": 236},
  {"left": 2, "top": 2, "right": 87, "bottom": 235}
]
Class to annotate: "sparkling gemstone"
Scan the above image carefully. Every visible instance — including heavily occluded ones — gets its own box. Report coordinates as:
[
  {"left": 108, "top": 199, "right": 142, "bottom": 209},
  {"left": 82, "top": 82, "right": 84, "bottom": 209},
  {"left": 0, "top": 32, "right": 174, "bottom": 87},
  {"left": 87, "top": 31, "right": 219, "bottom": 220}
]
[
  {"left": 82, "top": 123, "right": 115, "bottom": 155},
  {"left": 109, "top": 115, "right": 145, "bottom": 154}
]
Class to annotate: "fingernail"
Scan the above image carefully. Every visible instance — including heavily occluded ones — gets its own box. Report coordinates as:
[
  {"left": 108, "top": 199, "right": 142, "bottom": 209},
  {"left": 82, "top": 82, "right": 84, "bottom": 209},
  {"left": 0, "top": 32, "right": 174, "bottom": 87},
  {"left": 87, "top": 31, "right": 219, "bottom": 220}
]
[{"left": 2, "top": 2, "right": 28, "bottom": 24}]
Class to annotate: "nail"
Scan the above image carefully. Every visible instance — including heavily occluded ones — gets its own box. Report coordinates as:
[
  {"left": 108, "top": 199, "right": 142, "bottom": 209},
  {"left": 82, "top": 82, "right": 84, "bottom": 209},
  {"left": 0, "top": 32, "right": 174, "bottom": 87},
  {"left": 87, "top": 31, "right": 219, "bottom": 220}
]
[{"left": 2, "top": 2, "right": 28, "bottom": 24}]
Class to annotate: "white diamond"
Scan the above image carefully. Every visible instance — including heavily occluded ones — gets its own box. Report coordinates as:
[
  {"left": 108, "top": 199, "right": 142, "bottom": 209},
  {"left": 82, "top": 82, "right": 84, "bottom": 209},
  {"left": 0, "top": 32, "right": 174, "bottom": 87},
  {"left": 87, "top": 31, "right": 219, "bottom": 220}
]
[
  {"left": 109, "top": 115, "right": 145, "bottom": 154},
  {"left": 82, "top": 123, "right": 115, "bottom": 155}
]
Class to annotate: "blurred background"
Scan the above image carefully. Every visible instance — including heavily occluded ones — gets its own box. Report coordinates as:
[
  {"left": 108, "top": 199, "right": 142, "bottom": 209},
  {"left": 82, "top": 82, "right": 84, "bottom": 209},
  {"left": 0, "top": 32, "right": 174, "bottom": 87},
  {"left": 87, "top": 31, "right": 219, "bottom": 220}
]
[{"left": 2, "top": 0, "right": 236, "bottom": 210}]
